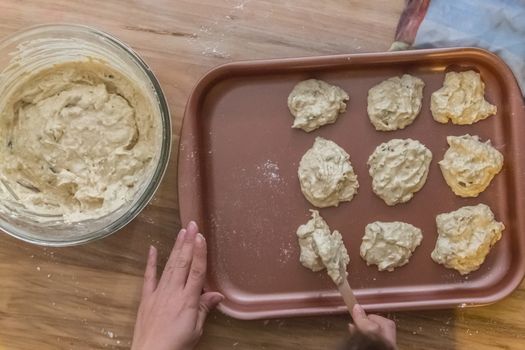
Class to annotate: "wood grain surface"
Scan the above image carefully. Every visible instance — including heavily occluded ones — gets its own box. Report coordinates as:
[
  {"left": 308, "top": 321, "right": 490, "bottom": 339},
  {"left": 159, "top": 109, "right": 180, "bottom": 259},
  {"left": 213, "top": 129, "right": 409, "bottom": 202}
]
[{"left": 0, "top": 1, "right": 523, "bottom": 349}]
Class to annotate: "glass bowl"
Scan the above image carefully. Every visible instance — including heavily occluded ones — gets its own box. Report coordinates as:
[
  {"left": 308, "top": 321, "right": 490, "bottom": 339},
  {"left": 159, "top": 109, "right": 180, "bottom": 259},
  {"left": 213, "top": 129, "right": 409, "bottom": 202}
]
[{"left": 0, "top": 24, "right": 171, "bottom": 246}]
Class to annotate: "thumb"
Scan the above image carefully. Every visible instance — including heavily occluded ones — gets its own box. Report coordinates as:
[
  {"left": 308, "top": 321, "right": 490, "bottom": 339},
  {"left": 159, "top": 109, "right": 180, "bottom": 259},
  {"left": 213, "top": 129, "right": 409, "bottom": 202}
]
[
  {"left": 351, "top": 304, "right": 381, "bottom": 335},
  {"left": 196, "top": 292, "right": 224, "bottom": 330}
]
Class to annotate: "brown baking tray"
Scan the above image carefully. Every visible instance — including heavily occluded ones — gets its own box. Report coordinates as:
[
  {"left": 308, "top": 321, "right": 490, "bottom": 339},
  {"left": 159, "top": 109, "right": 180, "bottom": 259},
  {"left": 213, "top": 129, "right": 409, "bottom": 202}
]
[{"left": 178, "top": 48, "right": 525, "bottom": 320}]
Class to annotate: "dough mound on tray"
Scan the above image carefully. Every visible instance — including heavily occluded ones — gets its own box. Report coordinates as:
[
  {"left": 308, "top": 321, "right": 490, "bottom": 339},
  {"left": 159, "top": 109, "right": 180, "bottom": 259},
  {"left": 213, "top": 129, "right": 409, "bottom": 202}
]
[
  {"left": 296, "top": 210, "right": 349, "bottom": 285},
  {"left": 367, "top": 138, "right": 432, "bottom": 206},
  {"left": 439, "top": 134, "right": 503, "bottom": 197},
  {"left": 298, "top": 137, "right": 359, "bottom": 208},
  {"left": 360, "top": 221, "right": 422, "bottom": 272},
  {"left": 431, "top": 204, "right": 504, "bottom": 275},
  {"left": 367, "top": 74, "right": 425, "bottom": 131},
  {"left": 431, "top": 70, "right": 497, "bottom": 125},
  {"left": 288, "top": 79, "right": 349, "bottom": 132}
]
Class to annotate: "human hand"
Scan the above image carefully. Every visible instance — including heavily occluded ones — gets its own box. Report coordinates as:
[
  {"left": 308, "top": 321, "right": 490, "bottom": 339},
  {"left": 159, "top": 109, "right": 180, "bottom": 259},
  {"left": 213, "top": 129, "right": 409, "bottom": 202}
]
[
  {"left": 349, "top": 304, "right": 397, "bottom": 349},
  {"left": 131, "top": 221, "right": 224, "bottom": 350}
]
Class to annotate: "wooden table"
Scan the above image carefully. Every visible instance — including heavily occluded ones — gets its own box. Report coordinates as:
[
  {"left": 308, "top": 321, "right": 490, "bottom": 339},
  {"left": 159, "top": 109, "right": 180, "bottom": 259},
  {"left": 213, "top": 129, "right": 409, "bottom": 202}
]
[{"left": 0, "top": 1, "right": 523, "bottom": 349}]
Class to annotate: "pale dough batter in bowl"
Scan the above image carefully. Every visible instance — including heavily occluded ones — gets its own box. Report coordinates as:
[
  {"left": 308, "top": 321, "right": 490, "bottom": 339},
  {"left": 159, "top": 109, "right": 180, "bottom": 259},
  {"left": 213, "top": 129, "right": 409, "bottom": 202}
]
[
  {"left": 0, "top": 61, "right": 157, "bottom": 222},
  {"left": 0, "top": 25, "right": 169, "bottom": 246}
]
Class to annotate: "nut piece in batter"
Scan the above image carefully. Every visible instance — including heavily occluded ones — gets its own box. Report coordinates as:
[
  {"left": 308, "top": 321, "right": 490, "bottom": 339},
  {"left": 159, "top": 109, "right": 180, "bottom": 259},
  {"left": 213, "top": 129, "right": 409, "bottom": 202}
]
[
  {"left": 298, "top": 137, "right": 359, "bottom": 208},
  {"left": 0, "top": 61, "right": 158, "bottom": 221},
  {"left": 296, "top": 210, "right": 350, "bottom": 285},
  {"left": 288, "top": 79, "right": 349, "bottom": 132},
  {"left": 431, "top": 70, "right": 497, "bottom": 125},
  {"left": 360, "top": 221, "right": 423, "bottom": 272},
  {"left": 439, "top": 135, "right": 503, "bottom": 197},
  {"left": 431, "top": 204, "right": 504, "bottom": 275},
  {"left": 367, "top": 139, "right": 432, "bottom": 206},
  {"left": 367, "top": 74, "right": 425, "bottom": 131}
]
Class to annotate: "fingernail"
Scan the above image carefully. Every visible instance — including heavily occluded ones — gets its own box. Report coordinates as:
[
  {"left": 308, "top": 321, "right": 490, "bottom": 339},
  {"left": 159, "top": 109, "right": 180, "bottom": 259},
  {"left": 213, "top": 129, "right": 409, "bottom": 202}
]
[
  {"left": 188, "top": 220, "right": 198, "bottom": 231},
  {"left": 178, "top": 229, "right": 187, "bottom": 240},
  {"left": 195, "top": 234, "right": 204, "bottom": 245},
  {"left": 197, "top": 233, "right": 206, "bottom": 241},
  {"left": 148, "top": 245, "right": 156, "bottom": 256}
]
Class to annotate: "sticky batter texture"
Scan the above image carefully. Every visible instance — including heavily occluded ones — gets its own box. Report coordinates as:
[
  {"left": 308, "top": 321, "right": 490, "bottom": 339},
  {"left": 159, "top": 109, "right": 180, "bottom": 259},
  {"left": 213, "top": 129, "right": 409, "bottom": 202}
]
[
  {"left": 439, "top": 135, "right": 503, "bottom": 197},
  {"left": 431, "top": 70, "right": 497, "bottom": 125},
  {"left": 367, "top": 138, "right": 432, "bottom": 206},
  {"left": 296, "top": 210, "right": 350, "bottom": 285},
  {"left": 367, "top": 74, "right": 425, "bottom": 131},
  {"left": 431, "top": 204, "right": 504, "bottom": 275},
  {"left": 298, "top": 137, "right": 359, "bottom": 208},
  {"left": 288, "top": 79, "right": 349, "bottom": 132},
  {"left": 0, "top": 61, "right": 157, "bottom": 221},
  {"left": 360, "top": 221, "right": 422, "bottom": 272}
]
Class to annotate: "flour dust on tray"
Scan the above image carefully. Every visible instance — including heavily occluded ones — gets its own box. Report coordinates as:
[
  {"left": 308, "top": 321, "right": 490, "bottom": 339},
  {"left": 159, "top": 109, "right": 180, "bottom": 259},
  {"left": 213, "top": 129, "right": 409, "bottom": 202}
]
[
  {"left": 296, "top": 210, "right": 349, "bottom": 285},
  {"left": 298, "top": 137, "right": 359, "bottom": 208},
  {"left": 288, "top": 79, "right": 349, "bottom": 132},
  {"left": 431, "top": 204, "right": 505, "bottom": 275},
  {"left": 0, "top": 61, "right": 158, "bottom": 222}
]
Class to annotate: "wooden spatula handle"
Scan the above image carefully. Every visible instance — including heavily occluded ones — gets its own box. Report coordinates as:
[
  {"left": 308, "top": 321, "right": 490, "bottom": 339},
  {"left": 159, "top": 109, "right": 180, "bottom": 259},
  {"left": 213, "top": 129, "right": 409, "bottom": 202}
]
[{"left": 338, "top": 279, "right": 358, "bottom": 314}]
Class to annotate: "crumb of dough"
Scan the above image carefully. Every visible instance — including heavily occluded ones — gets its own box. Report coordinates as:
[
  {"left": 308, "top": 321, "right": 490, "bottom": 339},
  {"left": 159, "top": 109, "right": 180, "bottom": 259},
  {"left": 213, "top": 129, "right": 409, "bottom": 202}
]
[
  {"left": 296, "top": 210, "right": 350, "bottom": 285},
  {"left": 431, "top": 70, "right": 497, "bottom": 125},
  {"left": 367, "top": 74, "right": 425, "bottom": 131},
  {"left": 367, "top": 138, "right": 432, "bottom": 206},
  {"left": 360, "top": 221, "right": 422, "bottom": 272},
  {"left": 439, "top": 135, "right": 503, "bottom": 197},
  {"left": 431, "top": 204, "right": 504, "bottom": 275},
  {"left": 288, "top": 79, "right": 349, "bottom": 132},
  {"left": 0, "top": 61, "right": 158, "bottom": 222},
  {"left": 298, "top": 137, "right": 359, "bottom": 208}
]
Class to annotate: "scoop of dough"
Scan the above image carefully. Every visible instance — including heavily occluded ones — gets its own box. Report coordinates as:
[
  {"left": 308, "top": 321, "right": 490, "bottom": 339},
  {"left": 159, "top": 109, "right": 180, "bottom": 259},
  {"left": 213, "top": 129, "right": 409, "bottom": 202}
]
[
  {"left": 431, "top": 70, "right": 497, "bottom": 125},
  {"left": 439, "top": 135, "right": 503, "bottom": 197},
  {"left": 360, "top": 221, "right": 422, "bottom": 272},
  {"left": 296, "top": 210, "right": 350, "bottom": 285},
  {"left": 367, "top": 139, "right": 432, "bottom": 206},
  {"left": 431, "top": 204, "right": 504, "bottom": 275},
  {"left": 288, "top": 79, "right": 349, "bottom": 132},
  {"left": 298, "top": 137, "right": 359, "bottom": 208},
  {"left": 367, "top": 74, "right": 425, "bottom": 131}
]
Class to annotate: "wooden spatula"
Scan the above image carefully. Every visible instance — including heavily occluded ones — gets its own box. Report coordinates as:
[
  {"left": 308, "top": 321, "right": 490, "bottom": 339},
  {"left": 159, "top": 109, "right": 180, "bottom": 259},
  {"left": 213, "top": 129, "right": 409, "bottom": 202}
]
[{"left": 337, "top": 265, "right": 357, "bottom": 314}]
